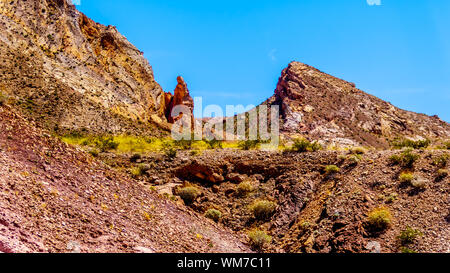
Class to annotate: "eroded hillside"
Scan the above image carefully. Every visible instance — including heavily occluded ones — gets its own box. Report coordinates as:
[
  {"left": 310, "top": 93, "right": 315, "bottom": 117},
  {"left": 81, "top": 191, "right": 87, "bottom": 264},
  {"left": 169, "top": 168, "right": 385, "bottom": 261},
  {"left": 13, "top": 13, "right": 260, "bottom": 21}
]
[{"left": 0, "top": 104, "right": 250, "bottom": 253}]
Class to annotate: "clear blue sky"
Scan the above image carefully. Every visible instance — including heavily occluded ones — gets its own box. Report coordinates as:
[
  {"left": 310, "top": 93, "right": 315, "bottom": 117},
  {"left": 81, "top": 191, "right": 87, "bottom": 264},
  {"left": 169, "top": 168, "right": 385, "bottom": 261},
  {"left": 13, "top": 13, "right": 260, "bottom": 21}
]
[{"left": 77, "top": 0, "right": 450, "bottom": 121}]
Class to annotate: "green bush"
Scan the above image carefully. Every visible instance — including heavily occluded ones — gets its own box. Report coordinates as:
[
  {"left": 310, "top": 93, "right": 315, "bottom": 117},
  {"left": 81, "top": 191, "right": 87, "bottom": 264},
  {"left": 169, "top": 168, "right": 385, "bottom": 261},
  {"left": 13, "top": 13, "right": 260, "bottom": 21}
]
[
  {"left": 400, "top": 247, "right": 418, "bottom": 254},
  {"left": 399, "top": 172, "right": 414, "bottom": 184},
  {"left": 437, "top": 169, "right": 449, "bottom": 180},
  {"left": 178, "top": 187, "right": 199, "bottom": 205},
  {"left": 389, "top": 149, "right": 420, "bottom": 169},
  {"left": 392, "top": 138, "right": 431, "bottom": 149},
  {"left": 250, "top": 200, "right": 276, "bottom": 220},
  {"left": 205, "top": 209, "right": 222, "bottom": 222},
  {"left": 367, "top": 207, "right": 392, "bottom": 231},
  {"left": 325, "top": 165, "right": 340, "bottom": 175},
  {"left": 398, "top": 227, "right": 423, "bottom": 245},
  {"left": 348, "top": 154, "right": 362, "bottom": 165},
  {"left": 433, "top": 154, "right": 449, "bottom": 168},
  {"left": 291, "top": 138, "right": 322, "bottom": 152},
  {"left": 162, "top": 142, "right": 177, "bottom": 159},
  {"left": 0, "top": 92, "right": 6, "bottom": 106},
  {"left": 238, "top": 140, "right": 260, "bottom": 150},
  {"left": 205, "top": 139, "right": 223, "bottom": 149},
  {"left": 351, "top": 147, "right": 367, "bottom": 155},
  {"left": 95, "top": 136, "right": 119, "bottom": 152},
  {"left": 175, "top": 139, "right": 193, "bottom": 150},
  {"left": 444, "top": 142, "right": 450, "bottom": 150},
  {"left": 248, "top": 230, "right": 272, "bottom": 250},
  {"left": 236, "top": 181, "right": 254, "bottom": 197},
  {"left": 131, "top": 164, "right": 150, "bottom": 178}
]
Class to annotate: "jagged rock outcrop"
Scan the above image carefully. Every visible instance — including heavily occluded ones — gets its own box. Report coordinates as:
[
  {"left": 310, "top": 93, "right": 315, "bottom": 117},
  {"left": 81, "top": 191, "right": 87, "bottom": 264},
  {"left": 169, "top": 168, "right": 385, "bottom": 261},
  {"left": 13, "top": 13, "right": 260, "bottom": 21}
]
[
  {"left": 267, "top": 62, "right": 450, "bottom": 147},
  {"left": 164, "top": 76, "right": 194, "bottom": 125},
  {"left": 0, "top": 0, "right": 169, "bottom": 135}
]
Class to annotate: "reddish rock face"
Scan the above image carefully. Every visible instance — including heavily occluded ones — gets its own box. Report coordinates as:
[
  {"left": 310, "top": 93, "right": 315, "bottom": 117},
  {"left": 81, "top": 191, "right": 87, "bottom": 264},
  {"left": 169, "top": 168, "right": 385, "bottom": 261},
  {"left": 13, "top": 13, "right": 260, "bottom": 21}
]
[{"left": 164, "top": 76, "right": 194, "bottom": 124}]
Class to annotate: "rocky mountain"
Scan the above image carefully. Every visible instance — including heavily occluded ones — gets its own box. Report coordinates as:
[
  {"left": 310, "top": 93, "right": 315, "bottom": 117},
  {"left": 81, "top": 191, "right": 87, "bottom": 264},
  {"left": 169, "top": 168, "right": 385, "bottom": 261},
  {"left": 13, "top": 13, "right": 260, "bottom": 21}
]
[
  {"left": 0, "top": 0, "right": 179, "bottom": 135},
  {"left": 266, "top": 62, "right": 450, "bottom": 148},
  {"left": 0, "top": 103, "right": 249, "bottom": 253}
]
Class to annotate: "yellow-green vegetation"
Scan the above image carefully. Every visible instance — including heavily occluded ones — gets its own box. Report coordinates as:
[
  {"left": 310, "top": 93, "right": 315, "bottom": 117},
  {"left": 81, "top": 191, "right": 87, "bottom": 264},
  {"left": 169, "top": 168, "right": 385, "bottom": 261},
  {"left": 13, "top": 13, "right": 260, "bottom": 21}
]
[
  {"left": 236, "top": 181, "right": 254, "bottom": 197},
  {"left": 391, "top": 138, "right": 431, "bottom": 149},
  {"left": 385, "top": 193, "right": 398, "bottom": 204},
  {"left": 399, "top": 172, "right": 414, "bottom": 184},
  {"left": 444, "top": 141, "right": 450, "bottom": 150},
  {"left": 398, "top": 227, "right": 423, "bottom": 245},
  {"left": 347, "top": 154, "right": 362, "bottom": 165},
  {"left": 238, "top": 140, "right": 260, "bottom": 150},
  {"left": 367, "top": 207, "right": 392, "bottom": 231},
  {"left": 247, "top": 230, "right": 272, "bottom": 250},
  {"left": 61, "top": 133, "right": 245, "bottom": 154},
  {"left": 400, "top": 247, "right": 418, "bottom": 254},
  {"left": 131, "top": 164, "right": 150, "bottom": 178},
  {"left": 389, "top": 149, "right": 420, "bottom": 169},
  {"left": 325, "top": 165, "right": 340, "bottom": 175},
  {"left": 0, "top": 91, "right": 6, "bottom": 106},
  {"left": 290, "top": 138, "right": 322, "bottom": 152},
  {"left": 178, "top": 186, "right": 200, "bottom": 205},
  {"left": 350, "top": 147, "right": 367, "bottom": 155},
  {"left": 437, "top": 169, "right": 448, "bottom": 180},
  {"left": 433, "top": 154, "right": 449, "bottom": 168},
  {"left": 250, "top": 200, "right": 277, "bottom": 221},
  {"left": 204, "top": 209, "right": 222, "bottom": 222}
]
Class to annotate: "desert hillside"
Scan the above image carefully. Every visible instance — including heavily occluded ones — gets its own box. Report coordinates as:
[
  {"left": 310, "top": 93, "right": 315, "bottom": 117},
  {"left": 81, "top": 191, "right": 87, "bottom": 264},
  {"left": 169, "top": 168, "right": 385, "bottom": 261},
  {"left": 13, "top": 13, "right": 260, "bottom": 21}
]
[{"left": 0, "top": 0, "right": 448, "bottom": 254}]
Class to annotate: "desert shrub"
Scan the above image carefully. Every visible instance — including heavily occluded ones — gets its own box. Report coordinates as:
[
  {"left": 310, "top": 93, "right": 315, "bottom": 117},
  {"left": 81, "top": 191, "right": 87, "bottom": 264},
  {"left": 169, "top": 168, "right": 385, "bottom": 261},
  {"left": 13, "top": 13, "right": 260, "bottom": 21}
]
[
  {"left": 238, "top": 140, "right": 260, "bottom": 150},
  {"left": 131, "top": 164, "right": 150, "bottom": 178},
  {"left": 444, "top": 142, "right": 450, "bottom": 150},
  {"left": 433, "top": 154, "right": 449, "bottom": 168},
  {"left": 400, "top": 247, "right": 417, "bottom": 254},
  {"left": 88, "top": 149, "right": 99, "bottom": 157},
  {"left": 130, "top": 153, "right": 142, "bottom": 163},
  {"left": 162, "top": 142, "right": 177, "bottom": 159},
  {"left": 399, "top": 172, "right": 414, "bottom": 184},
  {"left": 178, "top": 187, "right": 199, "bottom": 204},
  {"left": 367, "top": 207, "right": 392, "bottom": 231},
  {"left": 398, "top": 227, "right": 423, "bottom": 245},
  {"left": 437, "top": 169, "right": 448, "bottom": 180},
  {"left": 385, "top": 193, "right": 398, "bottom": 204},
  {"left": 392, "top": 138, "right": 431, "bottom": 149},
  {"left": 389, "top": 149, "right": 420, "bottom": 169},
  {"left": 236, "top": 181, "right": 254, "bottom": 197},
  {"left": 205, "top": 139, "right": 223, "bottom": 149},
  {"left": 205, "top": 209, "right": 222, "bottom": 222},
  {"left": 351, "top": 147, "right": 367, "bottom": 155},
  {"left": 325, "top": 165, "right": 340, "bottom": 175},
  {"left": 291, "top": 138, "right": 322, "bottom": 152},
  {"left": 0, "top": 92, "right": 6, "bottom": 106},
  {"left": 175, "top": 139, "right": 193, "bottom": 150},
  {"left": 250, "top": 200, "right": 277, "bottom": 221},
  {"left": 248, "top": 230, "right": 272, "bottom": 250},
  {"left": 95, "top": 136, "right": 119, "bottom": 152},
  {"left": 348, "top": 154, "right": 362, "bottom": 165}
]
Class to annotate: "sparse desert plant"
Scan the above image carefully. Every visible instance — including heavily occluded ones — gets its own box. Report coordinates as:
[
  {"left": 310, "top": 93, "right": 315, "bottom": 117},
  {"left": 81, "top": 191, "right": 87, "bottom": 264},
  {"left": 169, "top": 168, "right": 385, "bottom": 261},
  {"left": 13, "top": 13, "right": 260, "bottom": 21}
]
[
  {"left": 162, "top": 142, "right": 177, "bottom": 159},
  {"left": 0, "top": 92, "right": 6, "bottom": 106},
  {"left": 175, "top": 139, "right": 193, "bottom": 150},
  {"left": 325, "top": 165, "right": 340, "bottom": 175},
  {"left": 385, "top": 193, "right": 398, "bottom": 204},
  {"left": 236, "top": 181, "right": 254, "bottom": 197},
  {"left": 205, "top": 139, "right": 223, "bottom": 150},
  {"left": 248, "top": 230, "right": 272, "bottom": 250},
  {"left": 131, "top": 164, "right": 150, "bottom": 178},
  {"left": 444, "top": 141, "right": 450, "bottom": 150},
  {"left": 437, "top": 169, "right": 448, "bottom": 180},
  {"left": 433, "top": 154, "right": 449, "bottom": 168},
  {"left": 351, "top": 147, "right": 367, "bottom": 155},
  {"left": 238, "top": 139, "right": 260, "bottom": 150},
  {"left": 130, "top": 153, "right": 142, "bottom": 163},
  {"left": 399, "top": 172, "right": 414, "bottom": 184},
  {"left": 291, "top": 138, "right": 322, "bottom": 153},
  {"left": 205, "top": 209, "right": 222, "bottom": 222},
  {"left": 178, "top": 186, "right": 199, "bottom": 205},
  {"left": 392, "top": 138, "right": 431, "bottom": 149},
  {"left": 398, "top": 227, "right": 423, "bottom": 245},
  {"left": 250, "top": 200, "right": 276, "bottom": 221},
  {"left": 348, "top": 154, "right": 362, "bottom": 165},
  {"left": 88, "top": 148, "right": 99, "bottom": 157},
  {"left": 95, "top": 136, "right": 119, "bottom": 152},
  {"left": 389, "top": 149, "right": 420, "bottom": 169},
  {"left": 367, "top": 207, "right": 392, "bottom": 231}
]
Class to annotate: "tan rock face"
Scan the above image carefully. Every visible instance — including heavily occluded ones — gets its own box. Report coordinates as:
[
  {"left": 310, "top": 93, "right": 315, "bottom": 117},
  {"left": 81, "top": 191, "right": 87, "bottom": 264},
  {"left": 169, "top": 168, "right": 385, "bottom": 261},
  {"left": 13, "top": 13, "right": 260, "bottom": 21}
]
[
  {"left": 0, "top": 0, "right": 167, "bottom": 134},
  {"left": 164, "top": 76, "right": 194, "bottom": 124},
  {"left": 269, "top": 62, "right": 450, "bottom": 148}
]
